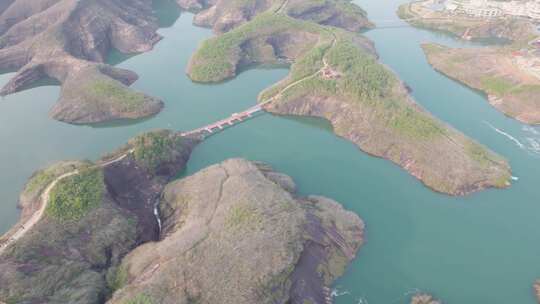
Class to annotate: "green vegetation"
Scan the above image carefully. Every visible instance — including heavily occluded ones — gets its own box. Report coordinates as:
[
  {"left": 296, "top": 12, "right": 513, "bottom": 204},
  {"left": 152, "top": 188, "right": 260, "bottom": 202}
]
[
  {"left": 466, "top": 141, "right": 499, "bottom": 168},
  {"left": 326, "top": 38, "right": 391, "bottom": 101},
  {"left": 107, "top": 265, "right": 129, "bottom": 293},
  {"left": 188, "top": 13, "right": 328, "bottom": 82},
  {"left": 286, "top": 0, "right": 368, "bottom": 23},
  {"left": 396, "top": 3, "right": 414, "bottom": 20},
  {"left": 87, "top": 79, "right": 147, "bottom": 110},
  {"left": 187, "top": 1, "right": 509, "bottom": 193},
  {"left": 124, "top": 294, "right": 154, "bottom": 304},
  {"left": 46, "top": 168, "right": 104, "bottom": 221},
  {"left": 25, "top": 170, "right": 57, "bottom": 196},
  {"left": 265, "top": 35, "right": 447, "bottom": 139},
  {"left": 22, "top": 162, "right": 87, "bottom": 200},
  {"left": 226, "top": 204, "right": 263, "bottom": 229},
  {"left": 132, "top": 130, "right": 185, "bottom": 172},
  {"left": 480, "top": 76, "right": 516, "bottom": 96},
  {"left": 386, "top": 105, "right": 447, "bottom": 139}
]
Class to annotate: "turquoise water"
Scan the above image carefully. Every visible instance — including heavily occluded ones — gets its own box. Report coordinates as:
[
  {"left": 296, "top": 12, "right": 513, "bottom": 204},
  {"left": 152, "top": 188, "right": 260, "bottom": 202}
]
[{"left": 1, "top": 0, "right": 540, "bottom": 303}]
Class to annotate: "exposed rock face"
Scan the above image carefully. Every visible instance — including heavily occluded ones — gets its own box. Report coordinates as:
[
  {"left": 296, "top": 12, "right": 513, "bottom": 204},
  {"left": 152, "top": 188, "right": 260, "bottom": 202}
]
[
  {"left": 178, "top": 0, "right": 372, "bottom": 34},
  {"left": 0, "top": 130, "right": 198, "bottom": 304},
  {"left": 411, "top": 293, "right": 442, "bottom": 304},
  {"left": 0, "top": 0, "right": 165, "bottom": 124},
  {"left": 108, "top": 159, "right": 364, "bottom": 304}
]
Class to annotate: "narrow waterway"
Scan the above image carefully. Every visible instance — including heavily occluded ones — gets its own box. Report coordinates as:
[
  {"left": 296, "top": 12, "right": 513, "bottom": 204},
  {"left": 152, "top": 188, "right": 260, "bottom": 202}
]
[{"left": 0, "top": 0, "right": 539, "bottom": 303}]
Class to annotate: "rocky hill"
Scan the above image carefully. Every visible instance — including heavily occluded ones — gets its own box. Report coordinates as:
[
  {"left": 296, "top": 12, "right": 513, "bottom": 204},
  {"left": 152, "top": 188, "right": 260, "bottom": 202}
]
[
  {"left": 0, "top": 130, "right": 198, "bottom": 303},
  {"left": 107, "top": 158, "right": 364, "bottom": 304},
  {"left": 0, "top": 0, "right": 164, "bottom": 124}
]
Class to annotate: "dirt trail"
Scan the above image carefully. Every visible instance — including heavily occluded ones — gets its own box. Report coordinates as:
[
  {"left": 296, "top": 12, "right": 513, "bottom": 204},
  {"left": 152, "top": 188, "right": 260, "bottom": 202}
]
[
  {"left": 0, "top": 151, "right": 132, "bottom": 255},
  {"left": 262, "top": 34, "right": 337, "bottom": 103}
]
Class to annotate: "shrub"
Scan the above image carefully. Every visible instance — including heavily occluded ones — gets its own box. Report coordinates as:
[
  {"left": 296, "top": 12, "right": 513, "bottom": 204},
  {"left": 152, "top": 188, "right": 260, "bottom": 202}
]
[{"left": 46, "top": 168, "right": 104, "bottom": 221}]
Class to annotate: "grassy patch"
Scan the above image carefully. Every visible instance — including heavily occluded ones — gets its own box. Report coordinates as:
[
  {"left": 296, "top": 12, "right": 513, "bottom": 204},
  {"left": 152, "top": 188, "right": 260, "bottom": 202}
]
[
  {"left": 25, "top": 170, "right": 57, "bottom": 196},
  {"left": 87, "top": 79, "right": 147, "bottom": 110},
  {"left": 46, "top": 168, "right": 104, "bottom": 221},
  {"left": 326, "top": 38, "right": 392, "bottom": 101},
  {"left": 481, "top": 76, "right": 515, "bottom": 96},
  {"left": 188, "top": 13, "right": 327, "bottom": 82},
  {"left": 396, "top": 3, "right": 414, "bottom": 20},
  {"left": 124, "top": 294, "right": 154, "bottom": 304},
  {"left": 422, "top": 43, "right": 446, "bottom": 55},
  {"left": 466, "top": 141, "right": 497, "bottom": 168},
  {"left": 273, "top": 36, "right": 447, "bottom": 139},
  {"left": 387, "top": 105, "right": 447, "bottom": 139},
  {"left": 107, "top": 265, "right": 129, "bottom": 293},
  {"left": 132, "top": 130, "right": 185, "bottom": 172},
  {"left": 226, "top": 204, "right": 263, "bottom": 229}
]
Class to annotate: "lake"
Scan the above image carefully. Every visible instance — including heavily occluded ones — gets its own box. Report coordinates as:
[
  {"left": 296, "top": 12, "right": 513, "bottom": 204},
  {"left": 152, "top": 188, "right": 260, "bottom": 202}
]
[{"left": 1, "top": 0, "right": 539, "bottom": 303}]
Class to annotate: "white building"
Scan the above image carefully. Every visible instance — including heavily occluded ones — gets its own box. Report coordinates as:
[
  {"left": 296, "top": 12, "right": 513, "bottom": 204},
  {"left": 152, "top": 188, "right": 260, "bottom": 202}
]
[{"left": 444, "top": 0, "right": 540, "bottom": 20}]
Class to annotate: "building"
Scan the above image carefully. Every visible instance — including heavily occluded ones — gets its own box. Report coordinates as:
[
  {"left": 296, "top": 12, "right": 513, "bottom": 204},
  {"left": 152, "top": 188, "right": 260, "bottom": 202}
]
[{"left": 444, "top": 0, "right": 540, "bottom": 20}]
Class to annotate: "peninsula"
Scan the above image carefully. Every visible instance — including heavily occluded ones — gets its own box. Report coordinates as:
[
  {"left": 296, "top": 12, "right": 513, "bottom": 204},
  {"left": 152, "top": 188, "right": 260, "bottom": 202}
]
[
  {"left": 399, "top": 0, "right": 540, "bottom": 124},
  {"left": 0, "top": 0, "right": 164, "bottom": 124},
  {"left": 187, "top": 0, "right": 511, "bottom": 195}
]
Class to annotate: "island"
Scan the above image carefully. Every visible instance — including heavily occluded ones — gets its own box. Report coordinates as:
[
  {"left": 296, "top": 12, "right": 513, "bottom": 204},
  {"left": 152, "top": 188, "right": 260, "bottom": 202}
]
[
  {"left": 0, "top": 0, "right": 165, "bottom": 124},
  {"left": 107, "top": 158, "right": 364, "bottom": 304},
  {"left": 399, "top": 0, "right": 540, "bottom": 124},
  {"left": 0, "top": 131, "right": 364, "bottom": 304},
  {"left": 411, "top": 293, "right": 442, "bottom": 304},
  {"left": 186, "top": 0, "right": 512, "bottom": 196}
]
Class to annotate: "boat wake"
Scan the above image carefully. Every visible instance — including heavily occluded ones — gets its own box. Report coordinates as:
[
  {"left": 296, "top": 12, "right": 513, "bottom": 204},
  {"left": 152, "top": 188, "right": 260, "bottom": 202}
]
[
  {"left": 331, "top": 286, "right": 368, "bottom": 304},
  {"left": 483, "top": 121, "right": 524, "bottom": 148},
  {"left": 331, "top": 287, "right": 351, "bottom": 297},
  {"left": 356, "top": 297, "right": 369, "bottom": 304},
  {"left": 523, "top": 125, "right": 540, "bottom": 135}
]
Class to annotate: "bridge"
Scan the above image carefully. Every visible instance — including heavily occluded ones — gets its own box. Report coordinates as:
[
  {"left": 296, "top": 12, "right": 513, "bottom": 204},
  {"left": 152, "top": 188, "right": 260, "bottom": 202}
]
[
  {"left": 181, "top": 100, "right": 272, "bottom": 138},
  {"left": 370, "top": 17, "right": 452, "bottom": 29}
]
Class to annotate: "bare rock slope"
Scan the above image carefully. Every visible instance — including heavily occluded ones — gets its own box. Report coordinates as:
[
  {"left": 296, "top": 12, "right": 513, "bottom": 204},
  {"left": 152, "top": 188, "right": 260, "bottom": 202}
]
[
  {"left": 108, "top": 159, "right": 364, "bottom": 304},
  {"left": 0, "top": 0, "right": 164, "bottom": 124}
]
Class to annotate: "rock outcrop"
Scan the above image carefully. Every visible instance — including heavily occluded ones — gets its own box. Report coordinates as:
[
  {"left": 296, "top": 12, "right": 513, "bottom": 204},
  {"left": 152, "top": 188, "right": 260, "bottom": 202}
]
[
  {"left": 107, "top": 159, "right": 364, "bottom": 304},
  {"left": 0, "top": 0, "right": 165, "bottom": 124},
  {"left": 411, "top": 293, "right": 442, "bottom": 304},
  {"left": 534, "top": 280, "right": 540, "bottom": 303},
  {"left": 0, "top": 130, "right": 198, "bottom": 303}
]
